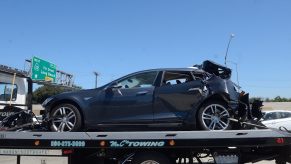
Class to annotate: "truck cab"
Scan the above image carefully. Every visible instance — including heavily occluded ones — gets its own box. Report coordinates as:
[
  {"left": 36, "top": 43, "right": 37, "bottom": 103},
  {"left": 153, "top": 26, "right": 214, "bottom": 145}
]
[{"left": 0, "top": 65, "right": 32, "bottom": 121}]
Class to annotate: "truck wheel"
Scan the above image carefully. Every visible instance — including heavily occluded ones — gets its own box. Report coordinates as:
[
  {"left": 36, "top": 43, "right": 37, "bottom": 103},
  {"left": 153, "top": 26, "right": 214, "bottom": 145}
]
[
  {"left": 50, "top": 104, "right": 82, "bottom": 132},
  {"left": 198, "top": 101, "right": 231, "bottom": 130},
  {"left": 131, "top": 152, "right": 171, "bottom": 164}
]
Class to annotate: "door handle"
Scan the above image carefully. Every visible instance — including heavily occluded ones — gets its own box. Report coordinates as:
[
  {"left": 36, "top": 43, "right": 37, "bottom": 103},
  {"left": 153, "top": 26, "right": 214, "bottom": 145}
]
[
  {"left": 188, "top": 88, "right": 202, "bottom": 94},
  {"left": 136, "top": 91, "right": 149, "bottom": 96}
]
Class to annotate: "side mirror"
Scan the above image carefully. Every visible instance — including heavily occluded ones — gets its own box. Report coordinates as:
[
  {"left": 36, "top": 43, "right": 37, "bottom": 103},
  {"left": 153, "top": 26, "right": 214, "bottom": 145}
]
[
  {"left": 106, "top": 82, "right": 122, "bottom": 90},
  {"left": 105, "top": 82, "right": 123, "bottom": 96}
]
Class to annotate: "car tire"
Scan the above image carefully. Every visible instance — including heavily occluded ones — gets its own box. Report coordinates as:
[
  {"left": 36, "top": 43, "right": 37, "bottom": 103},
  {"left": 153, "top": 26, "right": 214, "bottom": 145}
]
[
  {"left": 131, "top": 152, "right": 172, "bottom": 164},
  {"left": 50, "top": 104, "right": 82, "bottom": 132},
  {"left": 198, "top": 101, "right": 232, "bottom": 130}
]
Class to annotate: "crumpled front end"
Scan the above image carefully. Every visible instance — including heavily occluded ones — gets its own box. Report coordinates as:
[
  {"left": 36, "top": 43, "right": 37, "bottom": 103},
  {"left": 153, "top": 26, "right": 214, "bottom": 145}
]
[{"left": 235, "top": 92, "right": 264, "bottom": 125}]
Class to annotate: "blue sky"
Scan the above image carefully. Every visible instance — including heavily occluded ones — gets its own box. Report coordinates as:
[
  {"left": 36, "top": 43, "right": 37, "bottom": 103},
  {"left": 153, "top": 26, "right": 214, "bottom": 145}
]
[{"left": 0, "top": 0, "right": 291, "bottom": 98}]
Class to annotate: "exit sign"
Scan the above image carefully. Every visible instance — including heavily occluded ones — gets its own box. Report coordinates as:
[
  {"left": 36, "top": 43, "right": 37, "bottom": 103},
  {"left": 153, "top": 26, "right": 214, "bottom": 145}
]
[{"left": 31, "top": 56, "right": 56, "bottom": 82}]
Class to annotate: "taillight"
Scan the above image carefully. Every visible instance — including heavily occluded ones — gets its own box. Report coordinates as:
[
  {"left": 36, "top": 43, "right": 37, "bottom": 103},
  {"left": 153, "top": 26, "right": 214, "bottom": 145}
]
[{"left": 276, "top": 138, "right": 285, "bottom": 144}]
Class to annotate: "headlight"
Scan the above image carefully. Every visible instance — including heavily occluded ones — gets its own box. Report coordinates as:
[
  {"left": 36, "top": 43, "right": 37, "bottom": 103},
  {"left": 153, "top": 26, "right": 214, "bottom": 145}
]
[{"left": 42, "top": 97, "right": 54, "bottom": 107}]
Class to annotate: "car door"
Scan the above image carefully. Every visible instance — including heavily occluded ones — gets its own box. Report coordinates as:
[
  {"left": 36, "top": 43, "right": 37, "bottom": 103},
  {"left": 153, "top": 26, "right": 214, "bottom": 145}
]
[
  {"left": 93, "top": 71, "right": 159, "bottom": 124},
  {"left": 153, "top": 71, "right": 204, "bottom": 122}
]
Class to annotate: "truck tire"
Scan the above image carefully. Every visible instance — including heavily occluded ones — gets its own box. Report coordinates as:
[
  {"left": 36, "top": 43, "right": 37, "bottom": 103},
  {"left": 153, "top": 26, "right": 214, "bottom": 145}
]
[
  {"left": 198, "top": 101, "right": 231, "bottom": 130},
  {"left": 131, "top": 152, "right": 171, "bottom": 164},
  {"left": 50, "top": 104, "right": 82, "bottom": 132}
]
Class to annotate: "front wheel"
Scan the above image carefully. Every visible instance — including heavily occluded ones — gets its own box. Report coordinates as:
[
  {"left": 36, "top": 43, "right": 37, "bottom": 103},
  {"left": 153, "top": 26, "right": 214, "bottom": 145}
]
[
  {"left": 50, "top": 104, "right": 82, "bottom": 132},
  {"left": 197, "top": 101, "right": 231, "bottom": 130}
]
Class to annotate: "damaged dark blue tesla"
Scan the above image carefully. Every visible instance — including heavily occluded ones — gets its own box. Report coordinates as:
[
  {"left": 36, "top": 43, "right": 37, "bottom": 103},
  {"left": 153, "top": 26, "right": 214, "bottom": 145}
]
[{"left": 42, "top": 60, "right": 263, "bottom": 132}]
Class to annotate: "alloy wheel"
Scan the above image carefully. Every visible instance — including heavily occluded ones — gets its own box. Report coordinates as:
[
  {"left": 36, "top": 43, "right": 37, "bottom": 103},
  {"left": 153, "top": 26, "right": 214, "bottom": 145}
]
[
  {"left": 51, "top": 106, "right": 76, "bottom": 132},
  {"left": 201, "top": 104, "right": 230, "bottom": 130}
]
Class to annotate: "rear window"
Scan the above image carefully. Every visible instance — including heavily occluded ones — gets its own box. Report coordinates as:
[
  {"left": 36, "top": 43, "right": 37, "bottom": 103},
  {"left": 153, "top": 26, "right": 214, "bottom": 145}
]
[
  {"left": 162, "top": 71, "right": 194, "bottom": 86},
  {"left": 0, "top": 83, "right": 18, "bottom": 101},
  {"left": 280, "top": 112, "right": 291, "bottom": 119}
]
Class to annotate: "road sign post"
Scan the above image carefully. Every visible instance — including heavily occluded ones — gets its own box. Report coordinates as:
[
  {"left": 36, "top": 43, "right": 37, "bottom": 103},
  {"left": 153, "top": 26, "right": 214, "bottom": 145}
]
[{"left": 31, "top": 56, "right": 56, "bottom": 82}]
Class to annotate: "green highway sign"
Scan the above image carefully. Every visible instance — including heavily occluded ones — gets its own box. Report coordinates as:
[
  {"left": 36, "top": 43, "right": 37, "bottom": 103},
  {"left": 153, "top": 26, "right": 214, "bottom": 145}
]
[{"left": 31, "top": 56, "right": 56, "bottom": 82}]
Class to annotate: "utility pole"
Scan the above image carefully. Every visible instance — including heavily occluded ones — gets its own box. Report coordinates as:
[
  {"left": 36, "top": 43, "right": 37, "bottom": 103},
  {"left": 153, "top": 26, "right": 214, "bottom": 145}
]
[
  {"left": 224, "top": 34, "right": 235, "bottom": 66},
  {"left": 93, "top": 71, "right": 99, "bottom": 88}
]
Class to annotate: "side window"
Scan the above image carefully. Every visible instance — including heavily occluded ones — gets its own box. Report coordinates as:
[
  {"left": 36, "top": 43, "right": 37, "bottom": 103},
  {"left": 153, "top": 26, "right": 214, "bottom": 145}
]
[
  {"left": 263, "top": 113, "right": 272, "bottom": 120},
  {"left": 277, "top": 112, "right": 284, "bottom": 119},
  {"left": 281, "top": 112, "right": 291, "bottom": 119},
  {"left": 192, "top": 72, "right": 205, "bottom": 80},
  {"left": 117, "top": 71, "right": 158, "bottom": 89},
  {"left": 264, "top": 112, "right": 279, "bottom": 120},
  {"left": 0, "top": 83, "right": 18, "bottom": 101},
  {"left": 162, "top": 71, "right": 194, "bottom": 86},
  {"left": 286, "top": 112, "right": 291, "bottom": 118},
  {"left": 270, "top": 112, "right": 279, "bottom": 120}
]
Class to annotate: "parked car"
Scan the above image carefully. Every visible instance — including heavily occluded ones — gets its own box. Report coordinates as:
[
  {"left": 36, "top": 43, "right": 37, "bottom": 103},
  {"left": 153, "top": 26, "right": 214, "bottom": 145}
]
[
  {"left": 42, "top": 60, "right": 262, "bottom": 132},
  {"left": 261, "top": 110, "right": 291, "bottom": 130}
]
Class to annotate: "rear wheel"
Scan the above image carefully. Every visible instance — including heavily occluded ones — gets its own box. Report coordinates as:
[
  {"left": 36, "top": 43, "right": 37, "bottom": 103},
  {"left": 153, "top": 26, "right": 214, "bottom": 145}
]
[
  {"left": 198, "top": 101, "right": 231, "bottom": 130},
  {"left": 50, "top": 104, "right": 82, "bottom": 132}
]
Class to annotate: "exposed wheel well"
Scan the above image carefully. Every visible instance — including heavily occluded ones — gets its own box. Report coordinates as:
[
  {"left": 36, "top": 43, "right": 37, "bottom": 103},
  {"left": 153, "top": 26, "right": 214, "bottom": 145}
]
[
  {"left": 195, "top": 94, "right": 229, "bottom": 117},
  {"left": 201, "top": 94, "right": 229, "bottom": 107}
]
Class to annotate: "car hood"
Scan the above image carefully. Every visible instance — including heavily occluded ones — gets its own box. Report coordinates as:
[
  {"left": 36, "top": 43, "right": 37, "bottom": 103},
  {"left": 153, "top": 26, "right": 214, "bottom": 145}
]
[
  {"left": 42, "top": 88, "right": 101, "bottom": 107},
  {"left": 55, "top": 88, "right": 99, "bottom": 98}
]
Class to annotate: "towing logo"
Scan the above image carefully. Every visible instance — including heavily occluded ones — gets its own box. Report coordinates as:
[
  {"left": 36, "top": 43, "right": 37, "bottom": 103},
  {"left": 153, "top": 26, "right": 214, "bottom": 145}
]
[{"left": 109, "top": 140, "right": 165, "bottom": 148}]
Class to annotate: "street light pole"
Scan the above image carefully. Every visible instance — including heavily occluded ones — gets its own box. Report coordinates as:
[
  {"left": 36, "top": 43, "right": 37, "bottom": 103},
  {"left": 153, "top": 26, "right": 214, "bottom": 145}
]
[
  {"left": 93, "top": 71, "right": 99, "bottom": 88},
  {"left": 224, "top": 34, "right": 235, "bottom": 66},
  {"left": 226, "top": 60, "right": 240, "bottom": 88}
]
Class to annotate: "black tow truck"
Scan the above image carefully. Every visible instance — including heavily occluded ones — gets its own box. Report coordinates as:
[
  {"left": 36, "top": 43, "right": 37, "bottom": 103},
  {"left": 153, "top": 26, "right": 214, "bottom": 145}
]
[{"left": 0, "top": 64, "right": 291, "bottom": 164}]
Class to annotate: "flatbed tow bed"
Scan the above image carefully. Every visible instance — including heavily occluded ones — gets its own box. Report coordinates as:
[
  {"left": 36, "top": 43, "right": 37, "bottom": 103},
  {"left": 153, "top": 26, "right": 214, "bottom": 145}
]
[{"left": 0, "top": 129, "right": 291, "bottom": 164}]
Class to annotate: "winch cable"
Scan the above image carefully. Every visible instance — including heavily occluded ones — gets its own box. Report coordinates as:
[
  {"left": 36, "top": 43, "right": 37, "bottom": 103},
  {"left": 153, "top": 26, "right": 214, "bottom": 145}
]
[{"left": 279, "top": 126, "right": 291, "bottom": 133}]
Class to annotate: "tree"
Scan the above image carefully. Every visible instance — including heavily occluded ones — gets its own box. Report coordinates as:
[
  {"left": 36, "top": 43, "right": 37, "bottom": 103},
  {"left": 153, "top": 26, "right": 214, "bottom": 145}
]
[
  {"left": 33, "top": 85, "right": 81, "bottom": 104},
  {"left": 265, "top": 98, "right": 270, "bottom": 102},
  {"left": 250, "top": 96, "right": 291, "bottom": 102},
  {"left": 274, "top": 96, "right": 282, "bottom": 102}
]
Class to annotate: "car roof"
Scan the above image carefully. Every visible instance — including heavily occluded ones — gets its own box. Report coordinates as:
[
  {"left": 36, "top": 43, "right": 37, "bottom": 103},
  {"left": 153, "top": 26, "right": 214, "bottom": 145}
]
[
  {"left": 137, "top": 67, "right": 204, "bottom": 73},
  {"left": 103, "top": 67, "right": 206, "bottom": 87},
  {"left": 264, "top": 110, "right": 291, "bottom": 113}
]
